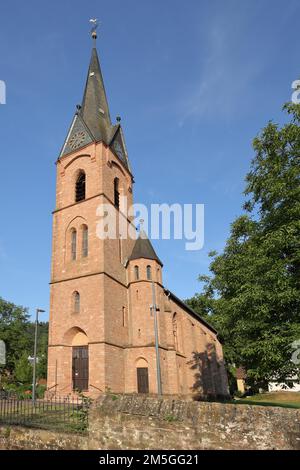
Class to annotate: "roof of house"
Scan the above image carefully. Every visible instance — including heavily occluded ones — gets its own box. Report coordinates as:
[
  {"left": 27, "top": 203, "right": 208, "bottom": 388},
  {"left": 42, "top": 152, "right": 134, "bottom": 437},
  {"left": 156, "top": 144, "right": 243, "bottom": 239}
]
[{"left": 236, "top": 367, "right": 246, "bottom": 379}]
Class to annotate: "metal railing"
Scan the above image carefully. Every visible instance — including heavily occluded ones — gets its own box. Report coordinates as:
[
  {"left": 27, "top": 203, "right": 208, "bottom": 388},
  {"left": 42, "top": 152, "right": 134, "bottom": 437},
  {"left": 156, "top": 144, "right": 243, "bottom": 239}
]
[{"left": 0, "top": 395, "right": 90, "bottom": 433}]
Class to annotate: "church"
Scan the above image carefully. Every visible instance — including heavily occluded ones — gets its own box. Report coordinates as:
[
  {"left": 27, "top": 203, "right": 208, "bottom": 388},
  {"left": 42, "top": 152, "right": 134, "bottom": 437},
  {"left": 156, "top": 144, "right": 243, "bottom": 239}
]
[{"left": 46, "top": 31, "right": 229, "bottom": 398}]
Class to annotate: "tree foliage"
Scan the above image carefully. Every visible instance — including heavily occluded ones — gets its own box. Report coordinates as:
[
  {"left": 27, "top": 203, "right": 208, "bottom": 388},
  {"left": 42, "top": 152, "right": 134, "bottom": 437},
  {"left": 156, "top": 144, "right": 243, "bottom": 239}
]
[
  {"left": 0, "top": 297, "right": 48, "bottom": 383},
  {"left": 187, "top": 103, "right": 300, "bottom": 388},
  {"left": 0, "top": 297, "right": 30, "bottom": 372},
  {"left": 14, "top": 352, "right": 33, "bottom": 383}
]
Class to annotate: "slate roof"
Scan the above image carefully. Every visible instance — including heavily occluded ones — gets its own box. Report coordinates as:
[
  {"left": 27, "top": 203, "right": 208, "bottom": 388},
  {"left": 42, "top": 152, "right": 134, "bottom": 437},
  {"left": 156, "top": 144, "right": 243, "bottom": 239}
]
[
  {"left": 163, "top": 289, "right": 218, "bottom": 335},
  {"left": 129, "top": 231, "right": 163, "bottom": 266},
  {"left": 80, "top": 47, "right": 111, "bottom": 143},
  {"left": 59, "top": 45, "right": 130, "bottom": 172}
]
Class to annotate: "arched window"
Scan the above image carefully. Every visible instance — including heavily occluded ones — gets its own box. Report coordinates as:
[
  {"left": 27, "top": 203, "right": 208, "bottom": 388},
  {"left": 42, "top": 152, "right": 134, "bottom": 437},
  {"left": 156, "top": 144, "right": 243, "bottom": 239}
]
[
  {"left": 146, "top": 265, "right": 152, "bottom": 280},
  {"left": 71, "top": 229, "right": 77, "bottom": 260},
  {"left": 134, "top": 265, "right": 139, "bottom": 280},
  {"left": 114, "top": 177, "right": 120, "bottom": 209},
  {"left": 82, "top": 225, "right": 88, "bottom": 258},
  {"left": 75, "top": 171, "right": 86, "bottom": 202},
  {"left": 73, "top": 291, "right": 80, "bottom": 313}
]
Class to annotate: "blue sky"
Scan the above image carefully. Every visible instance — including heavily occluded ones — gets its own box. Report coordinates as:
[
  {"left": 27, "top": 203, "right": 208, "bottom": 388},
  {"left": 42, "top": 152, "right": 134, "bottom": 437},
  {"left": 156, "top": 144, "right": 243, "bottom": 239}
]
[{"left": 0, "top": 0, "right": 299, "bottom": 320}]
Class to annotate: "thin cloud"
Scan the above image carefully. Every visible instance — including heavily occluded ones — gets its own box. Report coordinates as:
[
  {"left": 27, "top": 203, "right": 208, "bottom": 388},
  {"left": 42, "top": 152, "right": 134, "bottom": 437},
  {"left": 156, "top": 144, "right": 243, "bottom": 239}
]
[
  {"left": 178, "top": 17, "right": 262, "bottom": 124},
  {"left": 178, "top": 0, "right": 300, "bottom": 126}
]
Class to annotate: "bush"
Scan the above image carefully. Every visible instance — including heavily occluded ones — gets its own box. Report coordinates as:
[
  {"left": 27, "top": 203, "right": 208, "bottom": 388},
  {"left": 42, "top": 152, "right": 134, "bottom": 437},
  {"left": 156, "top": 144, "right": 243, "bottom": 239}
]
[
  {"left": 14, "top": 353, "right": 32, "bottom": 383},
  {"left": 3, "top": 382, "right": 32, "bottom": 399},
  {"left": 36, "top": 384, "right": 46, "bottom": 399}
]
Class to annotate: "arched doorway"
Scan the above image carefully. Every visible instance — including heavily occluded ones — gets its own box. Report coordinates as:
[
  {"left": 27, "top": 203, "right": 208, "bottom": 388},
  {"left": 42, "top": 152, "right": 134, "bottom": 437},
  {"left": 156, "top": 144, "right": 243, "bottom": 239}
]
[
  {"left": 136, "top": 358, "right": 149, "bottom": 394},
  {"left": 65, "top": 328, "right": 89, "bottom": 392}
]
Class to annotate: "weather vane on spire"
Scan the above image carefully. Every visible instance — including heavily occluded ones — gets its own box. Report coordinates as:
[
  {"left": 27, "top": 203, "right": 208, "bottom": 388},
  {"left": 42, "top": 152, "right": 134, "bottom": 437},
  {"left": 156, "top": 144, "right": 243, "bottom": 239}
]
[{"left": 89, "top": 18, "right": 99, "bottom": 43}]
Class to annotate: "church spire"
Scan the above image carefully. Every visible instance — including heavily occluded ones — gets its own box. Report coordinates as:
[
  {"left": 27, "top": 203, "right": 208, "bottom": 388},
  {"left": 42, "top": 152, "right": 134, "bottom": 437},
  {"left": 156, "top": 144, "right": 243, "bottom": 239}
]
[
  {"left": 59, "top": 25, "right": 131, "bottom": 173},
  {"left": 80, "top": 42, "right": 112, "bottom": 143}
]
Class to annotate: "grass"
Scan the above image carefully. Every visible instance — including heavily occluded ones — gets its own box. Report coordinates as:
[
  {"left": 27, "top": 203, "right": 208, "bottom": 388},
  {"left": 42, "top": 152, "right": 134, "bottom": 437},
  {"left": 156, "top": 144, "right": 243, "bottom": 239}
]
[
  {"left": 165, "top": 414, "right": 179, "bottom": 422},
  {"left": 234, "top": 391, "right": 300, "bottom": 409}
]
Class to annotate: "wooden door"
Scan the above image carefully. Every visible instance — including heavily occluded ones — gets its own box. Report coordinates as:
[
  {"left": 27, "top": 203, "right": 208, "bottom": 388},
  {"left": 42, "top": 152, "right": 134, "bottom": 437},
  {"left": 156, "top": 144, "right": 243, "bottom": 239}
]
[
  {"left": 137, "top": 367, "right": 149, "bottom": 393},
  {"left": 72, "top": 346, "right": 88, "bottom": 391}
]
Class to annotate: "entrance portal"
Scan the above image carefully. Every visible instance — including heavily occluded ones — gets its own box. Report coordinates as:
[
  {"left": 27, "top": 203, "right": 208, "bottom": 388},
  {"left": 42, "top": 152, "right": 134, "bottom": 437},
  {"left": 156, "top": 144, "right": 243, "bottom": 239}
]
[
  {"left": 137, "top": 367, "right": 149, "bottom": 393},
  {"left": 72, "top": 346, "right": 88, "bottom": 391}
]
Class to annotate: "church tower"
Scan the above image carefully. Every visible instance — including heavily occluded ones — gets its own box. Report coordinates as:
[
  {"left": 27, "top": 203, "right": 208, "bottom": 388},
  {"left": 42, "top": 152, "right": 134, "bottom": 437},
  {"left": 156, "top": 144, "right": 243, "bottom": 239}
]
[
  {"left": 47, "top": 31, "right": 229, "bottom": 399},
  {"left": 47, "top": 31, "right": 136, "bottom": 396}
]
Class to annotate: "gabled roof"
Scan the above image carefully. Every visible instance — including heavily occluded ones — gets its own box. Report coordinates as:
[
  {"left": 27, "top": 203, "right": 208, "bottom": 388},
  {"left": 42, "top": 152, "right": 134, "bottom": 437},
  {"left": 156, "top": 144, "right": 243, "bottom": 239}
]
[
  {"left": 164, "top": 289, "right": 218, "bottom": 335},
  {"left": 109, "top": 124, "right": 131, "bottom": 173},
  {"left": 129, "top": 230, "right": 163, "bottom": 266},
  {"left": 236, "top": 367, "right": 246, "bottom": 379},
  {"left": 59, "top": 111, "right": 94, "bottom": 158}
]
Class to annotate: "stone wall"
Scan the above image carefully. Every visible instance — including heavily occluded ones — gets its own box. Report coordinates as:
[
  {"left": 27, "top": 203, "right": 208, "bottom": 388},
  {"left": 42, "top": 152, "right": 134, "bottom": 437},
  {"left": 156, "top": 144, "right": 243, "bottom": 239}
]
[
  {"left": 0, "top": 426, "right": 87, "bottom": 450},
  {"left": 88, "top": 394, "right": 300, "bottom": 450},
  {"left": 1, "top": 394, "right": 300, "bottom": 450}
]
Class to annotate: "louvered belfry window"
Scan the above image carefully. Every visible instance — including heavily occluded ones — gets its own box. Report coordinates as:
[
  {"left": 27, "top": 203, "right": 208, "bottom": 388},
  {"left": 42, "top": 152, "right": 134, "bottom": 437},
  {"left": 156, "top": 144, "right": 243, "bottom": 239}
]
[{"left": 76, "top": 171, "right": 86, "bottom": 202}]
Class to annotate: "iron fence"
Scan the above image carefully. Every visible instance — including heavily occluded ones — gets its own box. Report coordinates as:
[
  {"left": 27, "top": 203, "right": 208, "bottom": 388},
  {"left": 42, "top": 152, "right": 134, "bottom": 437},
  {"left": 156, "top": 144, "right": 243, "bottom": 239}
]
[{"left": 0, "top": 396, "right": 90, "bottom": 433}]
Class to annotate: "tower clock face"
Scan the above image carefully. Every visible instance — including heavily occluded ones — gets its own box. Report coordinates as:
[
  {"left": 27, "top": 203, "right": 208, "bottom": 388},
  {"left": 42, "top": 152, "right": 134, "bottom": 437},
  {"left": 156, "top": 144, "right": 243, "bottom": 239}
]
[{"left": 69, "top": 131, "right": 86, "bottom": 149}]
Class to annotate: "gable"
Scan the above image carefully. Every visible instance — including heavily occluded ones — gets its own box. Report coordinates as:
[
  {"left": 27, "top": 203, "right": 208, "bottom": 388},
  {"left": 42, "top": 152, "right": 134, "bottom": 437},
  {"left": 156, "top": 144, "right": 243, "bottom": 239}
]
[
  {"left": 110, "top": 126, "right": 130, "bottom": 171},
  {"left": 60, "top": 113, "right": 94, "bottom": 158}
]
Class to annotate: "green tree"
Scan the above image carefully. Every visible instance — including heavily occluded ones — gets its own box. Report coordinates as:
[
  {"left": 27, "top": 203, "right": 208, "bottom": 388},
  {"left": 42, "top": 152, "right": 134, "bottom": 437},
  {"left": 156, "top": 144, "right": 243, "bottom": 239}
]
[
  {"left": 187, "top": 103, "right": 300, "bottom": 389},
  {"left": 14, "top": 352, "right": 32, "bottom": 384},
  {"left": 37, "top": 352, "right": 47, "bottom": 379},
  {"left": 27, "top": 321, "right": 49, "bottom": 379},
  {"left": 0, "top": 297, "right": 31, "bottom": 373},
  {"left": 0, "top": 298, "right": 49, "bottom": 382}
]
